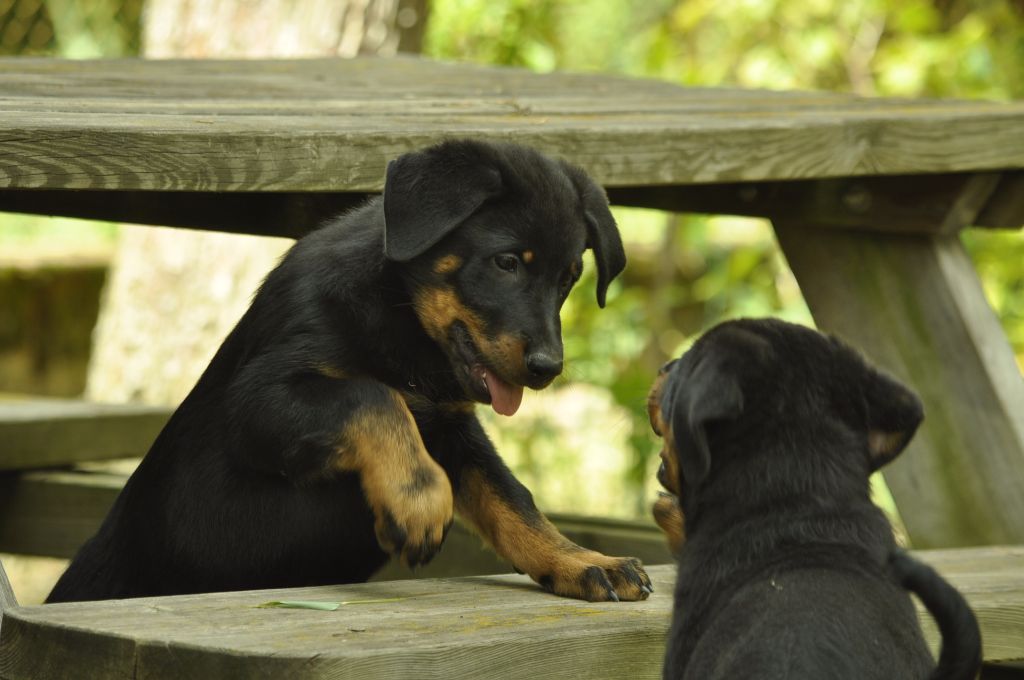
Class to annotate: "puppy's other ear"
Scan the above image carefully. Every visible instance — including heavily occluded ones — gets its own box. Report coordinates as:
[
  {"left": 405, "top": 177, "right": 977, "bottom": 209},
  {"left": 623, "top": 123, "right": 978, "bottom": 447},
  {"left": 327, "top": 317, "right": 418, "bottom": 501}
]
[
  {"left": 383, "top": 144, "right": 503, "bottom": 262},
  {"left": 560, "top": 162, "right": 625, "bottom": 308},
  {"left": 862, "top": 367, "right": 924, "bottom": 470},
  {"left": 663, "top": 350, "right": 744, "bottom": 492}
]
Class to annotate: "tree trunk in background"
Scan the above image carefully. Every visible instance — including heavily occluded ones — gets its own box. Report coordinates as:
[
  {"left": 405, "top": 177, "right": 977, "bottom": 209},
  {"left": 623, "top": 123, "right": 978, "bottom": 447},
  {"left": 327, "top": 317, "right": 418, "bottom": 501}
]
[{"left": 86, "top": 0, "right": 428, "bottom": 405}]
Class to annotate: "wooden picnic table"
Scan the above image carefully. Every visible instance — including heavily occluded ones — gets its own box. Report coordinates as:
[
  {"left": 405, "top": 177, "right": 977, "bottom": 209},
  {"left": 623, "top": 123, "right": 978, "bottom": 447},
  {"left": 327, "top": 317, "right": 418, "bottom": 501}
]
[
  {"left": 1, "top": 56, "right": 1024, "bottom": 675},
  {"left": 2, "top": 55, "right": 1023, "bottom": 547},
  {"left": 0, "top": 547, "right": 1021, "bottom": 679}
]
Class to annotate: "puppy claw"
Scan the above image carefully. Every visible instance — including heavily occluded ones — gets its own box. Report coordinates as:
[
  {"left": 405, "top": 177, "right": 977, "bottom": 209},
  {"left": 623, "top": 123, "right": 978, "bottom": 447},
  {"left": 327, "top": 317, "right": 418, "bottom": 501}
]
[{"left": 538, "top": 557, "right": 651, "bottom": 602}]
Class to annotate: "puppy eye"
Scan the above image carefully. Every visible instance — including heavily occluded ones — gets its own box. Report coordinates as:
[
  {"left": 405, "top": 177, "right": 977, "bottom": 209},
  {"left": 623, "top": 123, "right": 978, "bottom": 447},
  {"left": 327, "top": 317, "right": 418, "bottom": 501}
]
[{"left": 493, "top": 253, "right": 519, "bottom": 273}]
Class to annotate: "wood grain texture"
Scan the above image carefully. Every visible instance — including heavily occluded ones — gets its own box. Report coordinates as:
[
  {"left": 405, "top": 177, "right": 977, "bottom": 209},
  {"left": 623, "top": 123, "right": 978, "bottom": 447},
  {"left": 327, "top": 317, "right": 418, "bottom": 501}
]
[
  {"left": 976, "top": 171, "right": 1024, "bottom": 228},
  {"left": 0, "top": 463, "right": 672, "bottom": 567},
  {"left": 0, "top": 557, "right": 15, "bottom": 612},
  {"left": 610, "top": 172, "right": 1008, "bottom": 233},
  {"left": 0, "top": 470, "right": 127, "bottom": 558},
  {"left": 0, "top": 548, "right": 1021, "bottom": 679},
  {"left": 2, "top": 57, "right": 1024, "bottom": 193},
  {"left": 774, "top": 225, "right": 1024, "bottom": 548},
  {"left": 0, "top": 397, "right": 170, "bottom": 471}
]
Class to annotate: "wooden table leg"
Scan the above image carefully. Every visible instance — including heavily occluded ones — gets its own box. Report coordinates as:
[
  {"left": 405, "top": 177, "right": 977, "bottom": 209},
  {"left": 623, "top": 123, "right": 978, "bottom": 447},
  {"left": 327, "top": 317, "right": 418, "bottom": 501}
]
[
  {"left": 0, "top": 555, "right": 17, "bottom": 619},
  {"left": 773, "top": 223, "right": 1024, "bottom": 548}
]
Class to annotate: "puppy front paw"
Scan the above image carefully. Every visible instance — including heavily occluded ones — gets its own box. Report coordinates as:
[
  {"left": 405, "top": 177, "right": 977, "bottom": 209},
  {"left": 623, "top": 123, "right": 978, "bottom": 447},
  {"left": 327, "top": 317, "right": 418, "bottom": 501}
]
[
  {"left": 368, "top": 461, "right": 454, "bottom": 567},
  {"left": 533, "top": 551, "right": 652, "bottom": 602},
  {"left": 653, "top": 492, "right": 685, "bottom": 554}
]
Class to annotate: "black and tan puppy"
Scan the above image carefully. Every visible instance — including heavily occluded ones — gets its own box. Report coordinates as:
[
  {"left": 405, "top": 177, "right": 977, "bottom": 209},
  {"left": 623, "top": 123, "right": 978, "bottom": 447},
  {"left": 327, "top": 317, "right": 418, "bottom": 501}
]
[
  {"left": 48, "top": 139, "right": 651, "bottom": 604},
  {"left": 648, "top": 319, "right": 981, "bottom": 680}
]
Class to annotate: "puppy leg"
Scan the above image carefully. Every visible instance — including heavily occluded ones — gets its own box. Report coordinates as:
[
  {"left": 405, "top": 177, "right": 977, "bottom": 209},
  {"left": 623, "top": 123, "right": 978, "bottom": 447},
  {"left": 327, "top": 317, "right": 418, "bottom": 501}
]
[
  {"left": 227, "top": 365, "right": 452, "bottom": 568},
  {"left": 444, "top": 417, "right": 652, "bottom": 602},
  {"left": 334, "top": 388, "right": 454, "bottom": 567}
]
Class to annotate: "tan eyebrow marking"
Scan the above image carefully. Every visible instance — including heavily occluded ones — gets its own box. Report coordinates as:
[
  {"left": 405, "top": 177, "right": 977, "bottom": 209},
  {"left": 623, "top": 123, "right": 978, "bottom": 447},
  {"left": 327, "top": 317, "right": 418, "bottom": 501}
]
[
  {"left": 522, "top": 250, "right": 535, "bottom": 264},
  {"left": 433, "top": 255, "right": 463, "bottom": 275}
]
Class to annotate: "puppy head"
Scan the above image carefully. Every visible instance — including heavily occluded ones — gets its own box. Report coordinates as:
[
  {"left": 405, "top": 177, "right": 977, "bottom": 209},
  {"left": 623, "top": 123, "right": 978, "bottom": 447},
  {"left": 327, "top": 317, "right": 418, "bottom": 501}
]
[
  {"left": 650, "top": 318, "right": 924, "bottom": 499},
  {"left": 383, "top": 139, "right": 625, "bottom": 416}
]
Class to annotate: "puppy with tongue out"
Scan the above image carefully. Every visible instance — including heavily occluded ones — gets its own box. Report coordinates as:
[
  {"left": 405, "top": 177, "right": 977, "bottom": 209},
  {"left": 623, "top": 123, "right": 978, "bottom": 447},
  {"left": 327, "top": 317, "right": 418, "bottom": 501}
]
[
  {"left": 46, "top": 139, "right": 651, "bottom": 605},
  {"left": 379, "top": 139, "right": 653, "bottom": 602}
]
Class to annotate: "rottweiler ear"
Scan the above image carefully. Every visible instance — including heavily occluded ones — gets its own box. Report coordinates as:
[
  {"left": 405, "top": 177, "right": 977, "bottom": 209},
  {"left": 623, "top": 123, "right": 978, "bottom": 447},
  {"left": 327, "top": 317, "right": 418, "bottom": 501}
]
[
  {"left": 662, "top": 351, "right": 744, "bottom": 492},
  {"left": 383, "top": 145, "right": 503, "bottom": 262},
  {"left": 560, "top": 162, "right": 626, "bottom": 308},
  {"left": 861, "top": 367, "right": 924, "bottom": 471}
]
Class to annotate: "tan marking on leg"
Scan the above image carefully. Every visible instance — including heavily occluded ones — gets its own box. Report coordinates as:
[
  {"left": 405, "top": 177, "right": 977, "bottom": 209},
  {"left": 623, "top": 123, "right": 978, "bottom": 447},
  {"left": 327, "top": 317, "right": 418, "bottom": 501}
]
[
  {"left": 456, "top": 468, "right": 650, "bottom": 601},
  {"left": 335, "top": 389, "right": 453, "bottom": 565}
]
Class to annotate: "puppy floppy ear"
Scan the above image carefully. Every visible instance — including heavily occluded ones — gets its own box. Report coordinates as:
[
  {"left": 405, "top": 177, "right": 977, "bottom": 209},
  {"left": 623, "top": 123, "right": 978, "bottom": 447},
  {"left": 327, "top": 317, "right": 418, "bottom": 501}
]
[
  {"left": 383, "top": 144, "right": 503, "bottom": 262},
  {"left": 560, "top": 162, "right": 625, "bottom": 308},
  {"left": 861, "top": 367, "right": 924, "bottom": 470},
  {"left": 662, "top": 350, "right": 745, "bottom": 492}
]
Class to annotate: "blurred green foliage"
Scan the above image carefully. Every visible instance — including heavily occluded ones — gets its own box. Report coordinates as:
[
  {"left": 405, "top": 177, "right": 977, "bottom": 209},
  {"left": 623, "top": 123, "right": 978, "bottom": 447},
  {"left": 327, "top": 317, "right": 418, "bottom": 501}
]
[
  {"left": 0, "top": 0, "right": 141, "bottom": 56},
  {"left": 428, "top": 0, "right": 1024, "bottom": 517}
]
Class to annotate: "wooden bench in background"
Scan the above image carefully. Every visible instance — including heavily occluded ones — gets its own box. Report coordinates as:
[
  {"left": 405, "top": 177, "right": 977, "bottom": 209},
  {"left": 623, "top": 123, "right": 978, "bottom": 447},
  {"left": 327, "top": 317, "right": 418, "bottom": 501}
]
[{"left": 1, "top": 56, "right": 1023, "bottom": 675}]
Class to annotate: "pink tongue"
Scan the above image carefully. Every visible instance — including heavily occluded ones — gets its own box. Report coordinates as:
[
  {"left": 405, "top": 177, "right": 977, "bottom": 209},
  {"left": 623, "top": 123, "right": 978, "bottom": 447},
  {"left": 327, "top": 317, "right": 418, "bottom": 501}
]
[{"left": 484, "top": 371, "right": 524, "bottom": 417}]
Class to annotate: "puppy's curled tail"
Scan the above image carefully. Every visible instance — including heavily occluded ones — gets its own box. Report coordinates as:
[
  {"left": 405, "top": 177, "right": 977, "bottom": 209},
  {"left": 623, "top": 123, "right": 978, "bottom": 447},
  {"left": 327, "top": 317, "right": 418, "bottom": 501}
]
[{"left": 889, "top": 550, "right": 982, "bottom": 680}]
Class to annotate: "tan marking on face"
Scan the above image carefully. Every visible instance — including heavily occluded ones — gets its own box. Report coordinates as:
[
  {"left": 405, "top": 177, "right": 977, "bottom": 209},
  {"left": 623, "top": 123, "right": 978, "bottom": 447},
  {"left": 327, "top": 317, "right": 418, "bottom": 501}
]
[
  {"left": 570, "top": 260, "right": 581, "bottom": 278},
  {"left": 522, "top": 250, "right": 535, "bottom": 264},
  {"left": 868, "top": 430, "right": 907, "bottom": 461},
  {"left": 647, "top": 371, "right": 680, "bottom": 496},
  {"left": 433, "top": 255, "right": 463, "bottom": 275},
  {"left": 412, "top": 286, "right": 477, "bottom": 343},
  {"left": 653, "top": 493, "right": 686, "bottom": 554},
  {"left": 647, "top": 370, "right": 669, "bottom": 436},
  {"left": 412, "top": 285, "right": 527, "bottom": 380}
]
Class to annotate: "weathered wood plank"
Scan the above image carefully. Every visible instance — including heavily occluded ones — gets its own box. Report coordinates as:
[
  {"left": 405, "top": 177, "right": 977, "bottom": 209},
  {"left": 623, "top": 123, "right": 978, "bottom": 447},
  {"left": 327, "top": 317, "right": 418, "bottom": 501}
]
[
  {"left": 0, "top": 189, "right": 370, "bottom": 238},
  {"left": 0, "top": 557, "right": 15, "bottom": 613},
  {"left": 0, "top": 470, "right": 127, "bottom": 557},
  {"left": 0, "top": 466, "right": 672, "bottom": 568},
  {"left": 0, "top": 548, "right": 1020, "bottom": 679},
  {"left": 1, "top": 57, "right": 1023, "bottom": 193},
  {"left": 3, "top": 172, "right": 1018, "bottom": 240},
  {"left": 774, "top": 223, "right": 1024, "bottom": 548},
  {"left": 0, "top": 397, "right": 170, "bottom": 471},
  {"left": 611, "top": 172, "right": 1008, "bottom": 234},
  {"left": 976, "top": 171, "right": 1024, "bottom": 228}
]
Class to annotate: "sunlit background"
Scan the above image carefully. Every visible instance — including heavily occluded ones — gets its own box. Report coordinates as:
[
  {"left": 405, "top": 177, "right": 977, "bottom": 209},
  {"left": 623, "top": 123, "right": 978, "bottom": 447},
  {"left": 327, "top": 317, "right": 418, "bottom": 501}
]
[{"left": 2, "top": 0, "right": 1023, "bottom": 601}]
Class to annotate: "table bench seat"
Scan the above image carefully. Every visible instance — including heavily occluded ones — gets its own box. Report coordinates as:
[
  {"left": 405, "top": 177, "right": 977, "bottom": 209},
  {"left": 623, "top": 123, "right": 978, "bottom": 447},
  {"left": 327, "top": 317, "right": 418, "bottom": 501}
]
[
  {"left": 1, "top": 547, "right": 1021, "bottom": 679},
  {"left": 0, "top": 396, "right": 170, "bottom": 471}
]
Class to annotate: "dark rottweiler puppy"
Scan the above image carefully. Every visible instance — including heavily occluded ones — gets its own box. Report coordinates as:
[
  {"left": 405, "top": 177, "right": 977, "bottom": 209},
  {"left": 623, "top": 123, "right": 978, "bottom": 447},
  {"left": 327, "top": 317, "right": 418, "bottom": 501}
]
[
  {"left": 48, "top": 139, "right": 651, "bottom": 604},
  {"left": 648, "top": 318, "right": 981, "bottom": 680}
]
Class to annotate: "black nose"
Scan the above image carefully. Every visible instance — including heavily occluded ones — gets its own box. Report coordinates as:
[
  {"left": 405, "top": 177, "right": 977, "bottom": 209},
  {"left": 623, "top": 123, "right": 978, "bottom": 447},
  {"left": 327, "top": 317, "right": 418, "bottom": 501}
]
[{"left": 526, "top": 352, "right": 563, "bottom": 380}]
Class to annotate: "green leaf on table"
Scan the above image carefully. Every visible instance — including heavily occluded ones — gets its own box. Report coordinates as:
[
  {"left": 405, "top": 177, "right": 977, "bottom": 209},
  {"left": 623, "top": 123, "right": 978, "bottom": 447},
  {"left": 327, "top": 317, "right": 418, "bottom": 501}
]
[{"left": 257, "top": 597, "right": 410, "bottom": 610}]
